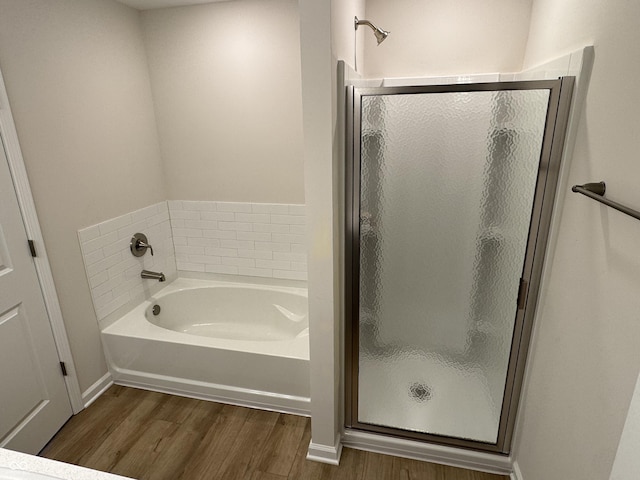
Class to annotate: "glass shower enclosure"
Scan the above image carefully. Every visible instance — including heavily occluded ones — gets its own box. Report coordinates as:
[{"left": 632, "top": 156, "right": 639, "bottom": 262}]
[{"left": 345, "top": 79, "right": 574, "bottom": 453}]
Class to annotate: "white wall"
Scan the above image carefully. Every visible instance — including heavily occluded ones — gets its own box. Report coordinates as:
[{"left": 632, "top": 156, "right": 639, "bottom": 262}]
[
  {"left": 512, "top": 0, "right": 640, "bottom": 478},
  {"left": 331, "top": 0, "right": 366, "bottom": 72},
  {"left": 0, "top": 0, "right": 166, "bottom": 393},
  {"left": 141, "top": 0, "right": 304, "bottom": 203},
  {"left": 610, "top": 372, "right": 640, "bottom": 480},
  {"left": 299, "top": 0, "right": 342, "bottom": 460},
  {"left": 301, "top": 0, "right": 372, "bottom": 462},
  {"left": 363, "top": 0, "right": 533, "bottom": 78}
]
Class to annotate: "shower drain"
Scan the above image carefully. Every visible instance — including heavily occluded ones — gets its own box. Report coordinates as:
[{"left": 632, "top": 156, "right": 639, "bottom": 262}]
[{"left": 409, "top": 382, "right": 432, "bottom": 402}]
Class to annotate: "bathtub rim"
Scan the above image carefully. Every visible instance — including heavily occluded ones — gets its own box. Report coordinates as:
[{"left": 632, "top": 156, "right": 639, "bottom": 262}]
[
  {"left": 102, "top": 276, "right": 310, "bottom": 361},
  {"left": 98, "top": 271, "right": 307, "bottom": 330}
]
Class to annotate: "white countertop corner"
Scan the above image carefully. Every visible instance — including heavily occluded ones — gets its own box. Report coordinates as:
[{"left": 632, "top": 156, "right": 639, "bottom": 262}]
[{"left": 0, "top": 449, "right": 133, "bottom": 480}]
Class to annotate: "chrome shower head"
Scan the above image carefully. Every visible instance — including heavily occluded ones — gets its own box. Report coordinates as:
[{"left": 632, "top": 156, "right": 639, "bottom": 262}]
[{"left": 355, "top": 16, "right": 390, "bottom": 45}]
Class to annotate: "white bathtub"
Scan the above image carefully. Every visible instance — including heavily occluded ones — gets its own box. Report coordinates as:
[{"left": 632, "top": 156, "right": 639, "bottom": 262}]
[{"left": 101, "top": 277, "right": 310, "bottom": 415}]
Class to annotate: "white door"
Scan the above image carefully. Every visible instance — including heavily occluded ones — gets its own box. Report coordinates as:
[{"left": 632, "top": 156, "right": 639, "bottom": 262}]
[{"left": 0, "top": 134, "right": 72, "bottom": 454}]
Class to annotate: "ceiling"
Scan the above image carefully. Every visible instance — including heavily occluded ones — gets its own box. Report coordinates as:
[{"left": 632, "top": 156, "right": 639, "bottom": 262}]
[{"left": 115, "top": 0, "right": 229, "bottom": 10}]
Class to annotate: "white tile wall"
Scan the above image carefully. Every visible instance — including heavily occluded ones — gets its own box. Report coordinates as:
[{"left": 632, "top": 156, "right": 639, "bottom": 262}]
[
  {"left": 169, "top": 200, "right": 307, "bottom": 281},
  {"left": 78, "top": 200, "right": 307, "bottom": 322},
  {"left": 78, "top": 202, "right": 176, "bottom": 321}
]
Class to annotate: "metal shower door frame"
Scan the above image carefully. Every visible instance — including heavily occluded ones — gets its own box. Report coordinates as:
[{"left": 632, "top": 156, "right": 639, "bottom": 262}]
[{"left": 344, "top": 78, "right": 575, "bottom": 454}]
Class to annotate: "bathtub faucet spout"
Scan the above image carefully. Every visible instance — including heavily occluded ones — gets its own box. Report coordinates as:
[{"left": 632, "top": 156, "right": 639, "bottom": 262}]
[{"left": 141, "top": 270, "right": 165, "bottom": 282}]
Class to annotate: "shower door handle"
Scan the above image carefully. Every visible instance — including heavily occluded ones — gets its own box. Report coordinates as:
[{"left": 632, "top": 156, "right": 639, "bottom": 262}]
[{"left": 517, "top": 278, "right": 528, "bottom": 310}]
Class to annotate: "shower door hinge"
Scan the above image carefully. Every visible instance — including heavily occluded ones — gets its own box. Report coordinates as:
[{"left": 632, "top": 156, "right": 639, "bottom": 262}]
[
  {"left": 60, "top": 362, "right": 68, "bottom": 376},
  {"left": 28, "top": 239, "right": 37, "bottom": 257},
  {"left": 517, "top": 278, "right": 528, "bottom": 310}
]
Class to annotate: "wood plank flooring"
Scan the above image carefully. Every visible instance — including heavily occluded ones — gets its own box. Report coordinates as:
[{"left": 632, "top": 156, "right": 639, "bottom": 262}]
[{"left": 41, "top": 386, "right": 508, "bottom": 480}]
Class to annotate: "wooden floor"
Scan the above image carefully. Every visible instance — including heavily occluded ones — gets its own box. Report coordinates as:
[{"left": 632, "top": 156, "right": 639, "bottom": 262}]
[{"left": 41, "top": 386, "right": 508, "bottom": 480}]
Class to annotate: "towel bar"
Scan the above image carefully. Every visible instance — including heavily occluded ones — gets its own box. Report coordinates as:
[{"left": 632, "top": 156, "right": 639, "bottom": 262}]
[{"left": 571, "top": 181, "right": 640, "bottom": 221}]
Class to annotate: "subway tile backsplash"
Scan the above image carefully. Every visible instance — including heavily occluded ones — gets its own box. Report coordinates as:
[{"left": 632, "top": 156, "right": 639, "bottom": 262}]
[
  {"left": 78, "top": 200, "right": 307, "bottom": 322},
  {"left": 78, "top": 202, "right": 176, "bottom": 322},
  {"left": 169, "top": 200, "right": 307, "bottom": 281}
]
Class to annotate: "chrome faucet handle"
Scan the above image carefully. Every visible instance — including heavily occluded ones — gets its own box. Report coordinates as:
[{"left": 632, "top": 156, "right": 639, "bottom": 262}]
[
  {"left": 130, "top": 233, "right": 154, "bottom": 257},
  {"left": 137, "top": 240, "right": 154, "bottom": 256}
]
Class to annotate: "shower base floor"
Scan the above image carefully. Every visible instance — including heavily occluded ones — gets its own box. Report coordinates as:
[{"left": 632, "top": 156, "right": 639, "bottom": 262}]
[{"left": 358, "top": 352, "right": 500, "bottom": 444}]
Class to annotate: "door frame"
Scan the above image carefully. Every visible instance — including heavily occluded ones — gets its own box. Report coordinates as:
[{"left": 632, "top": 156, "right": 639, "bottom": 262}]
[
  {"left": 0, "top": 68, "right": 83, "bottom": 414},
  {"left": 344, "top": 78, "right": 575, "bottom": 454}
]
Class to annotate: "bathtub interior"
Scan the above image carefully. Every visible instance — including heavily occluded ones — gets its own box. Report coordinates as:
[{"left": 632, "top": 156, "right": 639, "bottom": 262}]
[{"left": 146, "top": 285, "right": 309, "bottom": 341}]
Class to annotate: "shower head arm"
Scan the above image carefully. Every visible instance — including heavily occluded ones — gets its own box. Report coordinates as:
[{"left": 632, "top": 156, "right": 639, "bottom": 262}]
[{"left": 354, "top": 17, "right": 376, "bottom": 31}]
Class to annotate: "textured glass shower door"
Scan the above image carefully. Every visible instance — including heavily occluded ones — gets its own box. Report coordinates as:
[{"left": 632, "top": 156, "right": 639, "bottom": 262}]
[{"left": 346, "top": 80, "right": 574, "bottom": 452}]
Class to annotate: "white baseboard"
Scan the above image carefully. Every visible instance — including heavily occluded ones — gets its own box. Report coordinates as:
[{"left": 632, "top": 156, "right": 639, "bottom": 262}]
[
  {"left": 306, "top": 434, "right": 343, "bottom": 465},
  {"left": 81, "top": 372, "right": 113, "bottom": 408},
  {"left": 511, "top": 460, "right": 523, "bottom": 480},
  {"left": 342, "top": 429, "right": 512, "bottom": 475},
  {"left": 112, "top": 368, "right": 310, "bottom": 417}
]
